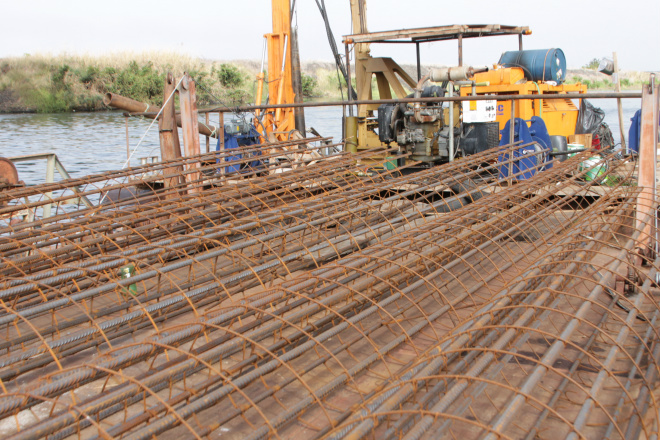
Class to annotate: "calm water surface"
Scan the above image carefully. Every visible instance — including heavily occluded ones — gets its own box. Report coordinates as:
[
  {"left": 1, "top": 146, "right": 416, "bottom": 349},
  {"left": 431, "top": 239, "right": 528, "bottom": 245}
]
[{"left": 0, "top": 99, "right": 639, "bottom": 186}]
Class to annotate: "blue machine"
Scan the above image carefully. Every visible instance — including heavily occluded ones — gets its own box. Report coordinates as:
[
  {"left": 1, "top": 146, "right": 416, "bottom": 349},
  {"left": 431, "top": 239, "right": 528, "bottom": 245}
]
[
  {"left": 499, "top": 48, "right": 567, "bottom": 84},
  {"left": 628, "top": 109, "right": 660, "bottom": 154},
  {"left": 498, "top": 117, "right": 551, "bottom": 180},
  {"left": 528, "top": 116, "right": 552, "bottom": 170},
  {"left": 629, "top": 109, "right": 642, "bottom": 154},
  {"left": 216, "top": 121, "right": 263, "bottom": 174}
]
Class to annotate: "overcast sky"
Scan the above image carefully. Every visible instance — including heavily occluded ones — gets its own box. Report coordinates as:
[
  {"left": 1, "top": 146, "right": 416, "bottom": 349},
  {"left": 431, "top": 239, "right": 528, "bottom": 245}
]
[{"left": 3, "top": 0, "right": 659, "bottom": 71}]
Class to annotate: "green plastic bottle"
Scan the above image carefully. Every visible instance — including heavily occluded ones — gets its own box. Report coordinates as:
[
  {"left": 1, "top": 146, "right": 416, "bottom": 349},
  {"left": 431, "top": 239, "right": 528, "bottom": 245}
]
[{"left": 119, "top": 264, "right": 137, "bottom": 295}]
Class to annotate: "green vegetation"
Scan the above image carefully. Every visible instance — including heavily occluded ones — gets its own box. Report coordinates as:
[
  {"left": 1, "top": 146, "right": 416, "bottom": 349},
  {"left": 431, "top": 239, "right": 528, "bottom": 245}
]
[
  {"left": 312, "top": 69, "right": 357, "bottom": 99},
  {"left": 106, "top": 61, "right": 164, "bottom": 103},
  {"left": 565, "top": 75, "right": 613, "bottom": 89},
  {"left": 216, "top": 64, "right": 245, "bottom": 88},
  {"left": 582, "top": 58, "right": 600, "bottom": 70},
  {"left": 301, "top": 73, "right": 318, "bottom": 97},
  {"left": 0, "top": 53, "right": 256, "bottom": 113},
  {"left": 565, "top": 73, "right": 648, "bottom": 90}
]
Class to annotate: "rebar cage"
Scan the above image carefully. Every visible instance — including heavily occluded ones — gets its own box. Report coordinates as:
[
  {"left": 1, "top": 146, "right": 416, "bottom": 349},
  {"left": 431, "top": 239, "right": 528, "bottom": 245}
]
[{"left": 0, "top": 138, "right": 658, "bottom": 440}]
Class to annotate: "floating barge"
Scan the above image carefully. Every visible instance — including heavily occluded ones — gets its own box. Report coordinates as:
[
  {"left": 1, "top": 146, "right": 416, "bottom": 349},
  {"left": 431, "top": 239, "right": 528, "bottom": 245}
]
[{"left": 1, "top": 2, "right": 660, "bottom": 439}]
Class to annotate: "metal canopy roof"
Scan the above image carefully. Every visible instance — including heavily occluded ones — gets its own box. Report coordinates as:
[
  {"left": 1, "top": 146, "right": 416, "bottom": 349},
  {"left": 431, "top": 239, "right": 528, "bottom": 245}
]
[{"left": 343, "top": 24, "right": 530, "bottom": 44}]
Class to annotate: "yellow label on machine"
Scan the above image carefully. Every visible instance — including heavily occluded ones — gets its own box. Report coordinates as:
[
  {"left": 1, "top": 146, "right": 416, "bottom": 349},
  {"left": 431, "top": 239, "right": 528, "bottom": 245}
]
[{"left": 469, "top": 101, "right": 477, "bottom": 111}]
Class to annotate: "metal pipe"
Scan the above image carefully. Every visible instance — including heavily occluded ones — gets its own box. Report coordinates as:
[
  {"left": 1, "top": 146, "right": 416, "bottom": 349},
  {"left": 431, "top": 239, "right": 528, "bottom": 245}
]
[
  {"left": 413, "top": 74, "right": 433, "bottom": 123},
  {"left": 345, "top": 42, "right": 354, "bottom": 117},
  {"left": 179, "top": 91, "right": 643, "bottom": 115},
  {"left": 274, "top": 34, "right": 289, "bottom": 124},
  {"left": 448, "top": 82, "right": 454, "bottom": 161},
  {"left": 103, "top": 92, "right": 219, "bottom": 138}
]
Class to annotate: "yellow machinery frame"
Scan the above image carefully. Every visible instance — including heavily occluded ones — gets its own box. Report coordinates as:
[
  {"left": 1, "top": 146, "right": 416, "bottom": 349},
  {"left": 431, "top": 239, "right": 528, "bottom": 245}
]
[{"left": 460, "top": 67, "right": 587, "bottom": 138}]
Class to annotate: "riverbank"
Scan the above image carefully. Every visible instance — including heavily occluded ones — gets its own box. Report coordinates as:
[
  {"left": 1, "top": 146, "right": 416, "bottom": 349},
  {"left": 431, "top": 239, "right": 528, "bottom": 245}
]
[
  {"left": 0, "top": 52, "right": 257, "bottom": 113},
  {"left": 0, "top": 53, "right": 653, "bottom": 113}
]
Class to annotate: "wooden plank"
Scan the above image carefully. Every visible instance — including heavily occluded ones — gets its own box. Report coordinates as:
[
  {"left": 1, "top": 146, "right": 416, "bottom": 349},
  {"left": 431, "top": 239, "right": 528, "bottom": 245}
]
[
  {"left": 159, "top": 73, "right": 183, "bottom": 190},
  {"left": 344, "top": 24, "right": 528, "bottom": 44},
  {"left": 635, "top": 82, "right": 659, "bottom": 255},
  {"left": 178, "top": 74, "right": 202, "bottom": 194}
]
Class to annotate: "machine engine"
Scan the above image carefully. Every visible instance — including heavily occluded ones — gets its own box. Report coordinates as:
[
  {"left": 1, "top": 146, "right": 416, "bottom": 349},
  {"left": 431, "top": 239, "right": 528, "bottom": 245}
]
[{"left": 377, "top": 86, "right": 452, "bottom": 162}]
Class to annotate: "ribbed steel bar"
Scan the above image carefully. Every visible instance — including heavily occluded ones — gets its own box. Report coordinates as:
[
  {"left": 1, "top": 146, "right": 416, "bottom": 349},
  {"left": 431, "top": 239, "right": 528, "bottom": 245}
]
[
  {"left": 0, "top": 141, "right": 658, "bottom": 440},
  {"left": 325, "top": 183, "right": 659, "bottom": 438},
  {"left": 326, "top": 186, "right": 640, "bottom": 440}
]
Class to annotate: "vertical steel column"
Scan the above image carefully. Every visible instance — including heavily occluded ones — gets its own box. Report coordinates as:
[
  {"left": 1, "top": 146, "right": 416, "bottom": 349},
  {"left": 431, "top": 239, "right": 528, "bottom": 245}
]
[
  {"left": 458, "top": 34, "right": 463, "bottom": 67},
  {"left": 416, "top": 42, "right": 421, "bottom": 81},
  {"left": 345, "top": 42, "right": 354, "bottom": 117},
  {"left": 509, "top": 100, "right": 516, "bottom": 181},
  {"left": 448, "top": 83, "right": 454, "bottom": 161}
]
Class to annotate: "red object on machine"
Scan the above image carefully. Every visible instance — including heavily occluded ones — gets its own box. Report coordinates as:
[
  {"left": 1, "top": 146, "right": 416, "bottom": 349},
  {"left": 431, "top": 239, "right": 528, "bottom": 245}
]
[{"left": 592, "top": 134, "right": 601, "bottom": 150}]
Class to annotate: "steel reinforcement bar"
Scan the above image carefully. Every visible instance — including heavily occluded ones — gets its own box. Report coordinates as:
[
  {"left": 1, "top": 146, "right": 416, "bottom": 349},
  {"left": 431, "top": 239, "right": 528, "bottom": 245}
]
[{"left": 0, "top": 145, "right": 658, "bottom": 440}]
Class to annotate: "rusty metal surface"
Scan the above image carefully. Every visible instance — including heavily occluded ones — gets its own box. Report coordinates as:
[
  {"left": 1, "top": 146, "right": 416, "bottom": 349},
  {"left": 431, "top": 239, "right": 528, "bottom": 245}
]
[
  {"left": 0, "top": 158, "right": 20, "bottom": 188},
  {"left": 0, "top": 158, "right": 22, "bottom": 210},
  {"left": 0, "top": 139, "right": 659, "bottom": 439},
  {"left": 103, "top": 92, "right": 220, "bottom": 138}
]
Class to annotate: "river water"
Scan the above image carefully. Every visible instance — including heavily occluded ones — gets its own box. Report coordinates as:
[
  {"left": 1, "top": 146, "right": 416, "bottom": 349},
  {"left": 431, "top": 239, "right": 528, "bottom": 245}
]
[{"left": 0, "top": 99, "right": 639, "bottom": 186}]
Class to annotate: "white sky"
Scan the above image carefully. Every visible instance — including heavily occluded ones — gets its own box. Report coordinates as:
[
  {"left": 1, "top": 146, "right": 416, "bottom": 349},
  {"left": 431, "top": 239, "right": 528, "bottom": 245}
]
[{"left": 3, "top": 0, "right": 659, "bottom": 71}]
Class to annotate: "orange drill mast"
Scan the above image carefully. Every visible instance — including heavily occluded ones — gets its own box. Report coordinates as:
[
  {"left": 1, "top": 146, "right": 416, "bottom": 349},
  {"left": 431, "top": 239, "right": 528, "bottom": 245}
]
[{"left": 255, "top": 0, "right": 297, "bottom": 141}]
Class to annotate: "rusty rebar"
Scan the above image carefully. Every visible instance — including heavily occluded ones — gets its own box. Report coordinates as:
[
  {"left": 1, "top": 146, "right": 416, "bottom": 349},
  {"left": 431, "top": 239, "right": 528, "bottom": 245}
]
[{"left": 0, "top": 138, "right": 658, "bottom": 440}]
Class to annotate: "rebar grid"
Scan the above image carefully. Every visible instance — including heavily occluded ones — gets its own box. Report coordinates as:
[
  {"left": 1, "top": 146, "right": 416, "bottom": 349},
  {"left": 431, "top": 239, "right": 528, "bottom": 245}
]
[{"left": 0, "top": 140, "right": 657, "bottom": 440}]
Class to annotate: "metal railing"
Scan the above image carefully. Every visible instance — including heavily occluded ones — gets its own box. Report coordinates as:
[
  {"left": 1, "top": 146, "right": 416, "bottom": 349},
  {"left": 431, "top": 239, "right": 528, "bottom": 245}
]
[{"left": 9, "top": 153, "right": 94, "bottom": 218}]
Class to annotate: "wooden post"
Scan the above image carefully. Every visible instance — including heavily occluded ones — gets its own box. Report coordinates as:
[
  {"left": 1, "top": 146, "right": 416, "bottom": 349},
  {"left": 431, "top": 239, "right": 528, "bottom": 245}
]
[
  {"left": 635, "top": 77, "right": 659, "bottom": 257},
  {"left": 159, "top": 73, "right": 182, "bottom": 189},
  {"left": 178, "top": 74, "right": 202, "bottom": 193},
  {"left": 613, "top": 52, "right": 628, "bottom": 153},
  {"left": 345, "top": 42, "right": 353, "bottom": 117}
]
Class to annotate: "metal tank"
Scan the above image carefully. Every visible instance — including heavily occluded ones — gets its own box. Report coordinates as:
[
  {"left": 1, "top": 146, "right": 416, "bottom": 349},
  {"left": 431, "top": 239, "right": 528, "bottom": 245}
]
[{"left": 499, "top": 48, "right": 567, "bottom": 84}]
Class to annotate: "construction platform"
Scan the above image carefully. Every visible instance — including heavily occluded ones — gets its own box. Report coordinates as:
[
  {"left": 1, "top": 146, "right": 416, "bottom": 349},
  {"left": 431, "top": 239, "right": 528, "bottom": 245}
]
[{"left": 0, "top": 139, "right": 659, "bottom": 440}]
